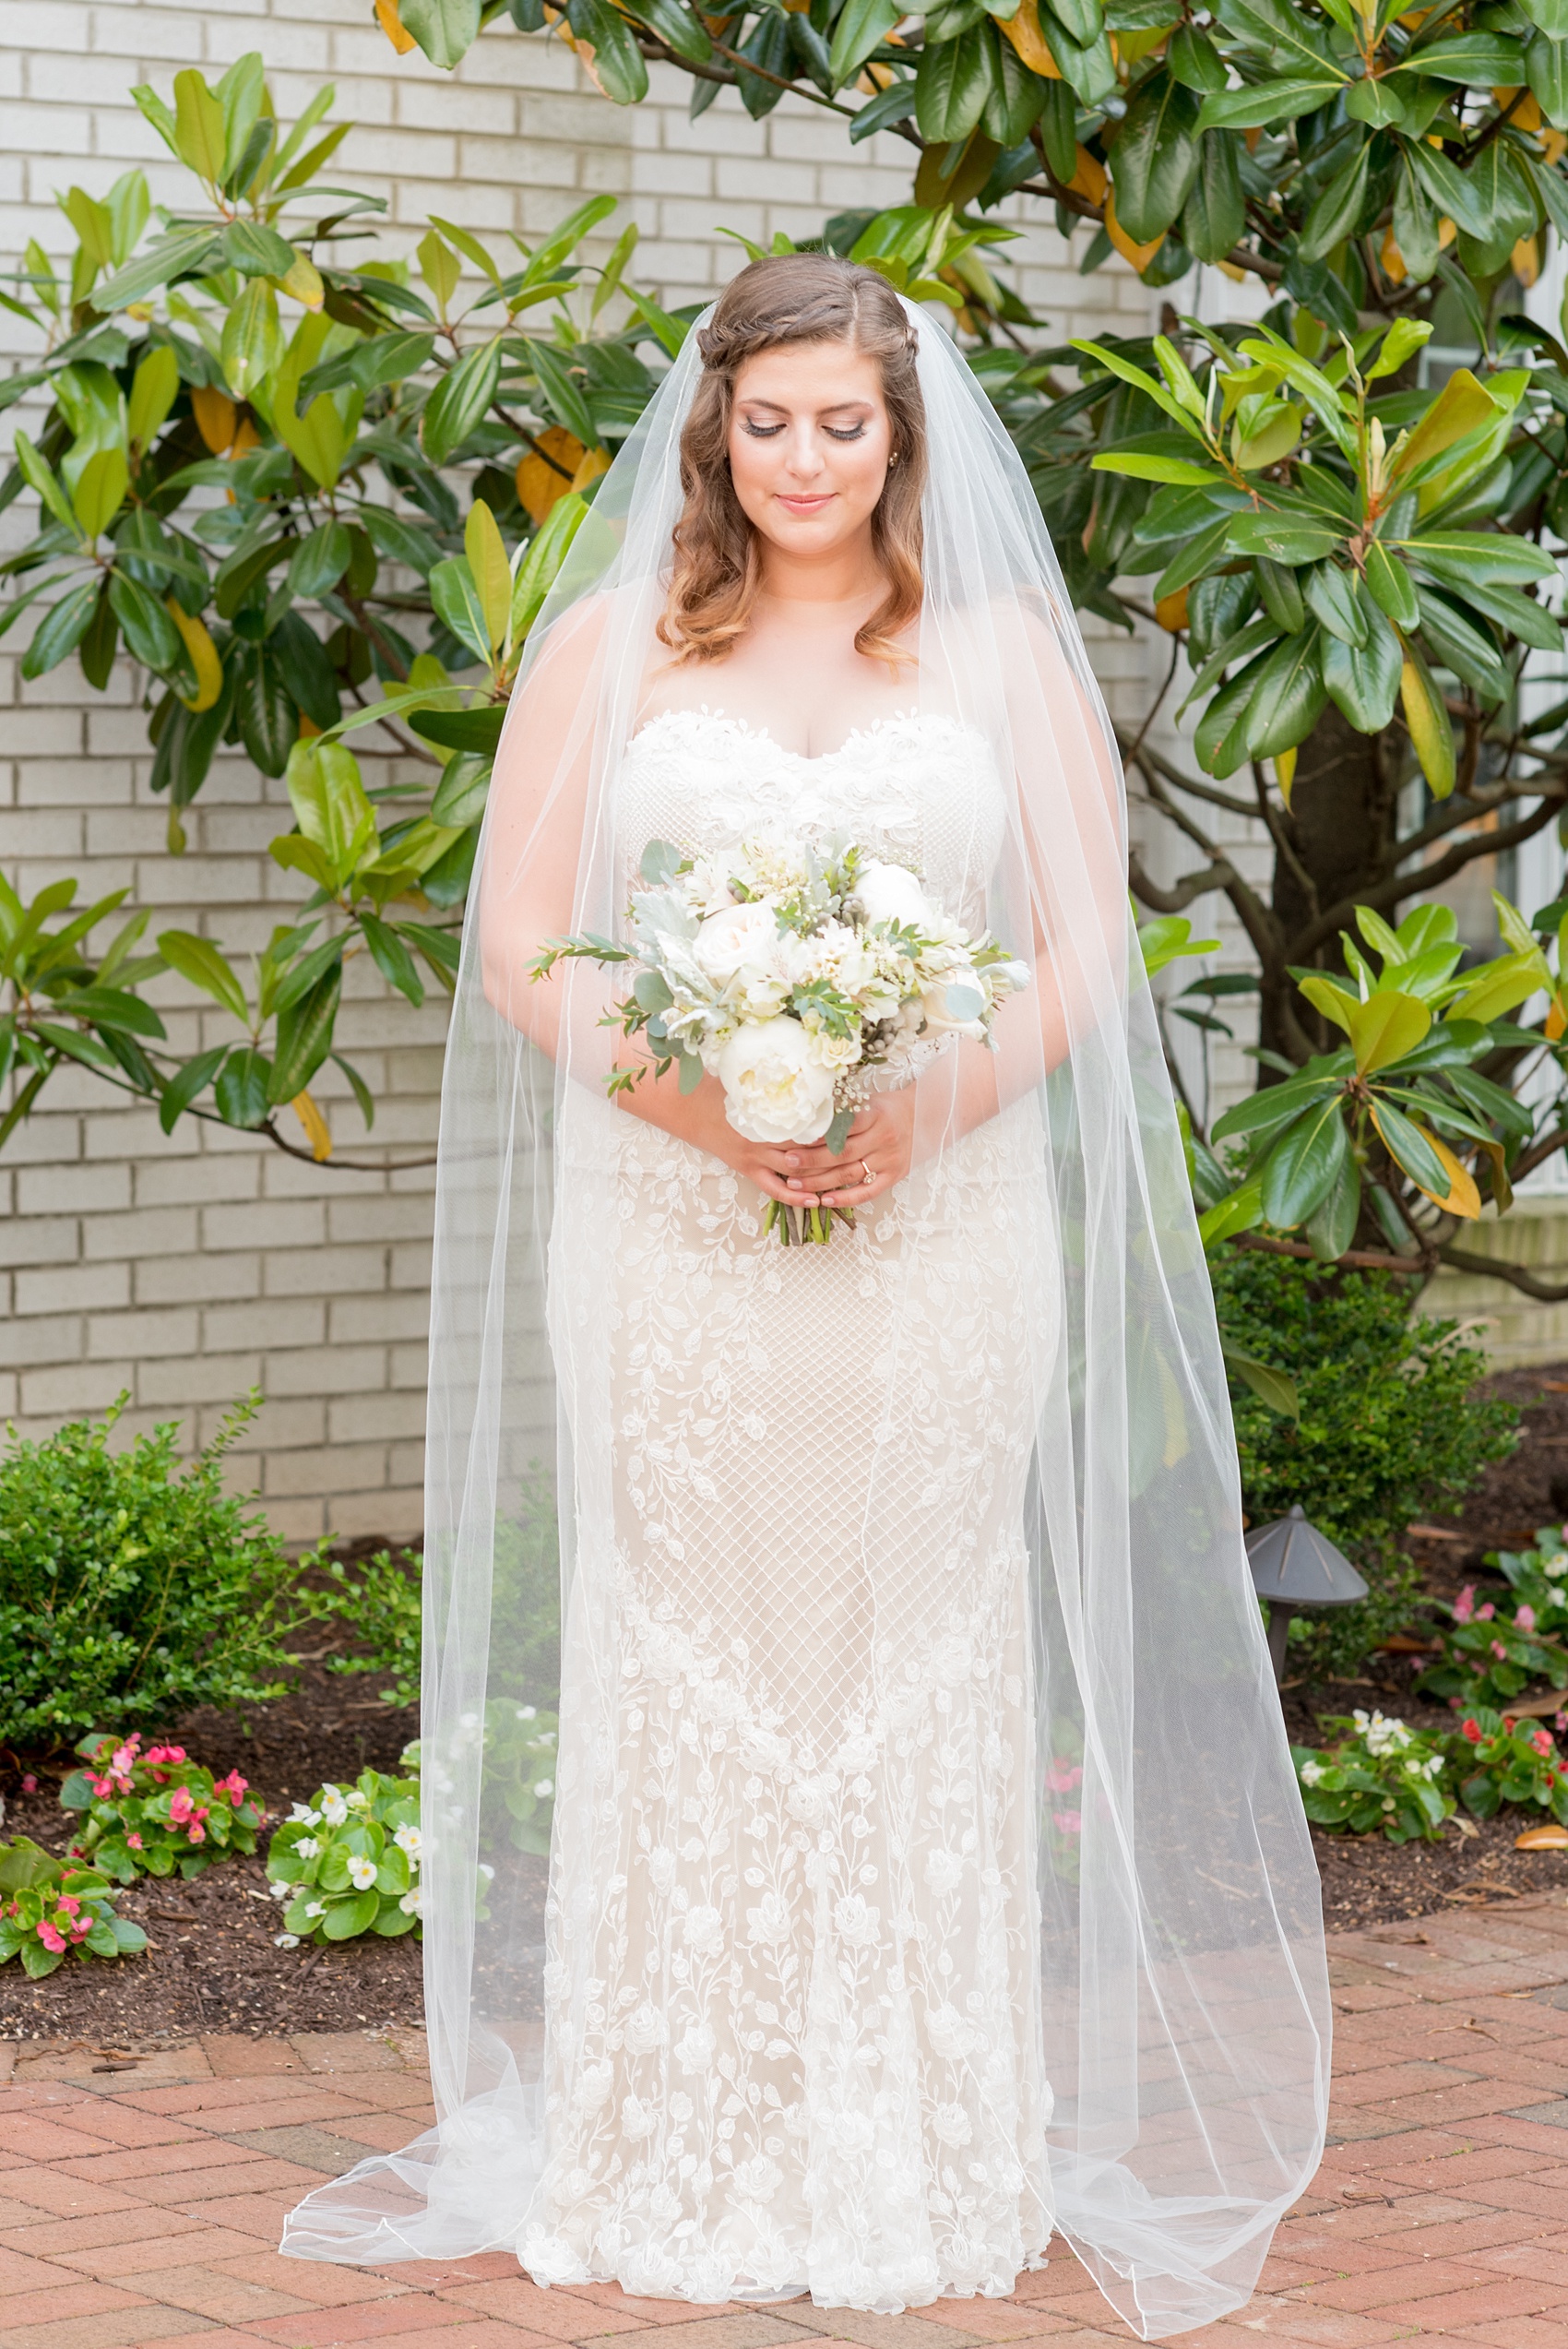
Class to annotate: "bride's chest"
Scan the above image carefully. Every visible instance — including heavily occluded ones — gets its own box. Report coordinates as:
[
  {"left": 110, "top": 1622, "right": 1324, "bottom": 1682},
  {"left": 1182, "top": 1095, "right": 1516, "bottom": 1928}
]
[{"left": 612, "top": 709, "right": 1007, "bottom": 905}]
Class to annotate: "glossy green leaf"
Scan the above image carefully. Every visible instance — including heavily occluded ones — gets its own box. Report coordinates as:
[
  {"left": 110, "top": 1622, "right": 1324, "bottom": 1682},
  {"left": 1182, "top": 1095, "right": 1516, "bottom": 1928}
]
[
  {"left": 399, "top": 0, "right": 483, "bottom": 67},
  {"left": 1322, "top": 598, "right": 1402, "bottom": 732},
  {"left": 157, "top": 929, "right": 250, "bottom": 1023},
  {"left": 108, "top": 573, "right": 182, "bottom": 673},
  {"left": 421, "top": 335, "right": 502, "bottom": 466},
  {"left": 1111, "top": 69, "right": 1201, "bottom": 242},
  {"left": 267, "top": 960, "right": 341, "bottom": 1103},
  {"left": 1168, "top": 24, "right": 1226, "bottom": 91},
  {"left": 915, "top": 27, "right": 995, "bottom": 144},
  {"left": 619, "top": 0, "right": 712, "bottom": 64},
  {"left": 828, "top": 0, "right": 902, "bottom": 88},
  {"left": 288, "top": 520, "right": 351, "bottom": 600},
  {"left": 1301, "top": 561, "right": 1365, "bottom": 648},
  {"left": 1182, "top": 130, "right": 1246, "bottom": 262},
  {"left": 565, "top": 0, "right": 650, "bottom": 103},
  {"left": 1240, "top": 627, "right": 1327, "bottom": 765},
  {"left": 1227, "top": 510, "right": 1343, "bottom": 564},
  {"left": 1304, "top": 1150, "right": 1361, "bottom": 1262},
  {"left": 1297, "top": 136, "right": 1371, "bottom": 263},
  {"left": 1363, "top": 540, "right": 1419, "bottom": 630},
  {"left": 1262, "top": 1090, "right": 1349, "bottom": 1227},
  {"left": 1415, "top": 584, "right": 1509, "bottom": 702},
  {"left": 1194, "top": 77, "right": 1343, "bottom": 132},
  {"left": 213, "top": 1045, "right": 270, "bottom": 1128},
  {"left": 20, "top": 581, "right": 100, "bottom": 681},
  {"left": 1255, "top": 556, "right": 1304, "bottom": 636},
  {"left": 430, "top": 556, "right": 494, "bottom": 667},
  {"left": 1346, "top": 990, "right": 1431, "bottom": 1076}
]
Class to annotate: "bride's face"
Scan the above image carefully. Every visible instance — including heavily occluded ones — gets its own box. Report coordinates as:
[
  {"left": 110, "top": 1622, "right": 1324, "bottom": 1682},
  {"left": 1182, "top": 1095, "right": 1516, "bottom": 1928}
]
[{"left": 727, "top": 340, "right": 894, "bottom": 565}]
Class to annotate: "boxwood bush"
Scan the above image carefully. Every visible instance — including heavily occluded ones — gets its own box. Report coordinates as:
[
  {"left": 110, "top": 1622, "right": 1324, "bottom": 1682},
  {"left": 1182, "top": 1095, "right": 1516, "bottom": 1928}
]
[
  {"left": 0, "top": 1392, "right": 322, "bottom": 1747},
  {"left": 1213, "top": 1253, "right": 1518, "bottom": 1681}
]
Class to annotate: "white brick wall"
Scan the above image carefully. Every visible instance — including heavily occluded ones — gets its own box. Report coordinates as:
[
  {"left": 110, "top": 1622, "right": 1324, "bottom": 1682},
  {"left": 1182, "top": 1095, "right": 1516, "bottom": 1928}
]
[{"left": 0, "top": 0, "right": 1173, "bottom": 1534}]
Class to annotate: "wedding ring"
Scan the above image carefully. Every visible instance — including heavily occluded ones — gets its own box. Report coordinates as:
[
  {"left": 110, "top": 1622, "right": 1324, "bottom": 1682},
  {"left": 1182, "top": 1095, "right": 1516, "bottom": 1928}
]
[{"left": 861, "top": 1160, "right": 873, "bottom": 1185}]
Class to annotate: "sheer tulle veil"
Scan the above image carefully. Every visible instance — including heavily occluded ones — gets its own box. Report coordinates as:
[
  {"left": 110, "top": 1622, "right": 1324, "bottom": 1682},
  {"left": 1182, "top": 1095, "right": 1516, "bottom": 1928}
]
[{"left": 279, "top": 292, "right": 1330, "bottom": 2338}]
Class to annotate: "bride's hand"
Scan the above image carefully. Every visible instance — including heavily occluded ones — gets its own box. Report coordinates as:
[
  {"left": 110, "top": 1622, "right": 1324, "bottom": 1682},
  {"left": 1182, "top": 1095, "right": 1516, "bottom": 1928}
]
[
  {"left": 654, "top": 1075, "right": 835, "bottom": 1208},
  {"left": 785, "top": 1090, "right": 915, "bottom": 1210}
]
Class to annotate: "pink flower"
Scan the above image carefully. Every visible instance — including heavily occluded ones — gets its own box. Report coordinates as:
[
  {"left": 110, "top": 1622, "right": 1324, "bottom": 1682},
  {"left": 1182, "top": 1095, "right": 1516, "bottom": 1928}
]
[
  {"left": 1556, "top": 1713, "right": 1567, "bottom": 1735},
  {"left": 216, "top": 1771, "right": 249, "bottom": 1805},
  {"left": 1455, "top": 1586, "right": 1476, "bottom": 1623},
  {"left": 19, "top": 1774, "right": 36, "bottom": 1795},
  {"left": 1051, "top": 1808, "right": 1083, "bottom": 1836},
  {"left": 69, "top": 1917, "right": 91, "bottom": 1942},
  {"left": 186, "top": 1818, "right": 207, "bottom": 1844},
  {"left": 56, "top": 1896, "right": 80, "bottom": 1917},
  {"left": 126, "top": 1832, "right": 143, "bottom": 1850},
  {"left": 1043, "top": 1761, "right": 1083, "bottom": 1795},
  {"left": 1462, "top": 1718, "right": 1483, "bottom": 1744},
  {"left": 36, "top": 1922, "right": 65, "bottom": 1953},
  {"left": 1492, "top": 1640, "right": 1509, "bottom": 1660},
  {"left": 168, "top": 1787, "right": 195, "bottom": 1824},
  {"left": 1533, "top": 1729, "right": 1555, "bottom": 1758},
  {"left": 1517, "top": 1604, "right": 1538, "bottom": 1633},
  {"left": 1477, "top": 1603, "right": 1496, "bottom": 1622}
]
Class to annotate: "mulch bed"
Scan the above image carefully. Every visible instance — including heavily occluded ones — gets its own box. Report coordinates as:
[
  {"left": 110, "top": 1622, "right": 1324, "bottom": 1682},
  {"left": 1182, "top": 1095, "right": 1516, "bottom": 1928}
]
[{"left": 7, "top": 1361, "right": 1568, "bottom": 2037}]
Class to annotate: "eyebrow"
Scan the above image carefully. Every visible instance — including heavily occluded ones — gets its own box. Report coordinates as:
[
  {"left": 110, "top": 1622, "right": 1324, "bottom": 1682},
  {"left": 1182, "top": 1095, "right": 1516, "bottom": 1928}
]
[{"left": 738, "top": 396, "right": 874, "bottom": 413}]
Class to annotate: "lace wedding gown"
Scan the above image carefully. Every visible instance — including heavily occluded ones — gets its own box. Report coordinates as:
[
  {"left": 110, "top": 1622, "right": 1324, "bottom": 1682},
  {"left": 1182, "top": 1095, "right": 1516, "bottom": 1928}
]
[{"left": 526, "top": 707, "right": 1060, "bottom": 2311}]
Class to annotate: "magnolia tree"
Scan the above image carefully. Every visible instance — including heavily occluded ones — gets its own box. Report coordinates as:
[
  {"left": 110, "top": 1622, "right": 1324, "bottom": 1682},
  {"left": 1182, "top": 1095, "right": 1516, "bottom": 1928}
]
[{"left": 3, "top": 37, "right": 1568, "bottom": 1318}]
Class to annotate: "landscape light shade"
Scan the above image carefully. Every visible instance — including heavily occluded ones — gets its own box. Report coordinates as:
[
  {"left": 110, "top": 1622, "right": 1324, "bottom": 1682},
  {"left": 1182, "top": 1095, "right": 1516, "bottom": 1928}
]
[{"left": 1245, "top": 1504, "right": 1370, "bottom": 1686}]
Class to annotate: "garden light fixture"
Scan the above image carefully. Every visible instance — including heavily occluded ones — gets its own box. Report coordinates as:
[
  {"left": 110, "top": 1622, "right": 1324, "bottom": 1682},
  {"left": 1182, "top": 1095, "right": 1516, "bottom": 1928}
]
[{"left": 1246, "top": 1506, "right": 1369, "bottom": 1687}]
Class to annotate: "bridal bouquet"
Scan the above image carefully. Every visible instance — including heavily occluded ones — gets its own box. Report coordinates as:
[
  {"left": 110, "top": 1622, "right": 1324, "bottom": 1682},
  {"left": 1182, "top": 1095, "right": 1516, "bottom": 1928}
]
[{"left": 530, "top": 833, "right": 1027, "bottom": 1244}]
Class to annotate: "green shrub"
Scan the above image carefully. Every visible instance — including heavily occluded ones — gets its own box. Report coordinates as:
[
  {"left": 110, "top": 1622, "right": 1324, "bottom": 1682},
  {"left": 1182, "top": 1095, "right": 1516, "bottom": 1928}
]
[
  {"left": 307, "top": 1548, "right": 422, "bottom": 1710},
  {"left": 1213, "top": 1254, "right": 1517, "bottom": 1679},
  {"left": 0, "top": 1392, "right": 322, "bottom": 1747}
]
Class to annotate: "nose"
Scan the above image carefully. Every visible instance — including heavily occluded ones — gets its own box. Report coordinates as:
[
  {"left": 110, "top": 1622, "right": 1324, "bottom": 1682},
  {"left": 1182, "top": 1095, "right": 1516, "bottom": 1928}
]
[{"left": 782, "top": 419, "right": 826, "bottom": 481}]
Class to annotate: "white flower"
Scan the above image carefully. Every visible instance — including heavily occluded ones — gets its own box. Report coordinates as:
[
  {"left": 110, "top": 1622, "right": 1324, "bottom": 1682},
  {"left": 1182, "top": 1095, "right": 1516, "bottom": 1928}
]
[
  {"left": 394, "top": 1825, "right": 422, "bottom": 1857},
  {"left": 1352, "top": 1709, "right": 1410, "bottom": 1757},
  {"left": 646, "top": 1845, "right": 677, "bottom": 1894},
  {"left": 923, "top": 1849, "right": 965, "bottom": 1896},
  {"left": 1546, "top": 1553, "right": 1568, "bottom": 1580},
  {"left": 715, "top": 1017, "right": 837, "bottom": 1145},
  {"left": 853, "top": 860, "right": 930, "bottom": 930},
  {"left": 399, "top": 1887, "right": 423, "bottom": 1916},
  {"left": 926, "top": 2003, "right": 981, "bottom": 2060},
  {"left": 270, "top": 1879, "right": 296, "bottom": 1902},
  {"left": 531, "top": 1779, "right": 554, "bottom": 1799},
  {"left": 833, "top": 1892, "right": 880, "bottom": 1950},
  {"left": 347, "top": 1855, "right": 377, "bottom": 1890},
  {"left": 731, "top": 2155, "right": 783, "bottom": 2200},
  {"left": 289, "top": 1802, "right": 323, "bottom": 1827},
  {"left": 623, "top": 2000, "right": 668, "bottom": 2054},
  {"left": 293, "top": 1837, "right": 320, "bottom": 1860},
  {"left": 920, "top": 973, "right": 989, "bottom": 1042},
  {"left": 320, "top": 1788, "right": 349, "bottom": 1827},
  {"left": 517, "top": 1704, "right": 537, "bottom": 1720},
  {"left": 621, "top": 2093, "right": 657, "bottom": 2140},
  {"left": 574, "top": 2061, "right": 614, "bottom": 2112},
  {"left": 683, "top": 1903, "right": 725, "bottom": 1953},
  {"left": 746, "top": 1893, "right": 791, "bottom": 1948},
  {"left": 1300, "top": 1760, "right": 1324, "bottom": 1786},
  {"left": 273, "top": 1931, "right": 301, "bottom": 1949},
  {"left": 931, "top": 2102, "right": 973, "bottom": 2147},
  {"left": 694, "top": 900, "right": 781, "bottom": 984},
  {"left": 345, "top": 1789, "right": 370, "bottom": 1811},
  {"left": 304, "top": 1902, "right": 326, "bottom": 1919},
  {"left": 674, "top": 2020, "right": 716, "bottom": 2072}
]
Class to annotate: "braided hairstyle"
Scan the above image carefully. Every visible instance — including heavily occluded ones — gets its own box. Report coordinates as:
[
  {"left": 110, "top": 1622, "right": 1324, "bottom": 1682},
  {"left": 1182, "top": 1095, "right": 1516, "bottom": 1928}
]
[{"left": 657, "top": 254, "right": 925, "bottom": 669}]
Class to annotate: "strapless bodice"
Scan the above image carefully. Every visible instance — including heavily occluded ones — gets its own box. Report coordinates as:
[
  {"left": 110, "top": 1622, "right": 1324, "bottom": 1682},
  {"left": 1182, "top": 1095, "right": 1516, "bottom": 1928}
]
[{"left": 612, "top": 707, "right": 1006, "bottom": 928}]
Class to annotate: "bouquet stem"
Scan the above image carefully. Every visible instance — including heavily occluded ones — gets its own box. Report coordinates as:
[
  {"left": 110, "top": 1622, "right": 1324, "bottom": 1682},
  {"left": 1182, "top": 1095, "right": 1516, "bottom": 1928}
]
[{"left": 762, "top": 1198, "right": 857, "bottom": 1247}]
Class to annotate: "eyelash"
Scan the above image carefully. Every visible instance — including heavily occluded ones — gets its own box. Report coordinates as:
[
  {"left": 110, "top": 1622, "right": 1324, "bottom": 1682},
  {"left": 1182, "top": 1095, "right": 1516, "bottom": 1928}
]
[{"left": 742, "top": 421, "right": 867, "bottom": 441}]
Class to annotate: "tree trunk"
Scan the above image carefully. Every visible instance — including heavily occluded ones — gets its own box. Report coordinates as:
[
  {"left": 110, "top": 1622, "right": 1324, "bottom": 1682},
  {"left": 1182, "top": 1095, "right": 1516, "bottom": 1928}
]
[{"left": 1258, "top": 706, "right": 1403, "bottom": 1067}]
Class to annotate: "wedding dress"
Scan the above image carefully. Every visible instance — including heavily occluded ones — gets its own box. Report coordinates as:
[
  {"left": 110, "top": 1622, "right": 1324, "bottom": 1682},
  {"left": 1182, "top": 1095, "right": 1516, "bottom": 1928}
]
[
  {"left": 279, "top": 294, "right": 1331, "bottom": 2341},
  {"left": 529, "top": 706, "right": 1056, "bottom": 2307}
]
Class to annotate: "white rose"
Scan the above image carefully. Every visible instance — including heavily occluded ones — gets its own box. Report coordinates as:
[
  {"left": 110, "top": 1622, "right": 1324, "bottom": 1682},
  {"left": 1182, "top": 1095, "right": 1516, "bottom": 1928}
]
[
  {"left": 853, "top": 861, "right": 930, "bottom": 930},
  {"left": 694, "top": 900, "right": 780, "bottom": 984},
  {"left": 921, "top": 974, "right": 989, "bottom": 1042},
  {"left": 716, "top": 1017, "right": 837, "bottom": 1145}
]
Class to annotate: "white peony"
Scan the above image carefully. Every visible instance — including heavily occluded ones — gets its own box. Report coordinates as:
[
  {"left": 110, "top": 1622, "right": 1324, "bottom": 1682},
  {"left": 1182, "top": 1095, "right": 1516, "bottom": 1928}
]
[
  {"left": 716, "top": 1017, "right": 838, "bottom": 1144},
  {"left": 853, "top": 860, "right": 930, "bottom": 930},
  {"left": 694, "top": 900, "right": 781, "bottom": 984}
]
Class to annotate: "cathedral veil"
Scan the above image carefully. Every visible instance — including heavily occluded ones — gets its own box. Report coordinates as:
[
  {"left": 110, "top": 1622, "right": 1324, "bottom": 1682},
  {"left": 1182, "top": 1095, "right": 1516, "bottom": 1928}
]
[{"left": 279, "top": 293, "right": 1331, "bottom": 2340}]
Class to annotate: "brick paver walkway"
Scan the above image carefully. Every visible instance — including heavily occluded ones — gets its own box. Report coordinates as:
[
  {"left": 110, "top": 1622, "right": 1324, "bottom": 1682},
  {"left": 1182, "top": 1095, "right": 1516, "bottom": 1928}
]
[{"left": 7, "top": 1895, "right": 1568, "bottom": 2346}]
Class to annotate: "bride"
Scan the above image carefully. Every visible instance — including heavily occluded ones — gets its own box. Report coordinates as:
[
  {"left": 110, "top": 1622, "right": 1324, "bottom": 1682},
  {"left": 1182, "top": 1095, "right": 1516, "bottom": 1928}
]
[{"left": 281, "top": 256, "right": 1330, "bottom": 2339}]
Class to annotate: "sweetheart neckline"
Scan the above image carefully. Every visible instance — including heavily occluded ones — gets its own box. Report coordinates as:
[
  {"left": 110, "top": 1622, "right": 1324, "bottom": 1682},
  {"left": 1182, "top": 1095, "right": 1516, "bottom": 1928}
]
[{"left": 624, "top": 706, "right": 962, "bottom": 768}]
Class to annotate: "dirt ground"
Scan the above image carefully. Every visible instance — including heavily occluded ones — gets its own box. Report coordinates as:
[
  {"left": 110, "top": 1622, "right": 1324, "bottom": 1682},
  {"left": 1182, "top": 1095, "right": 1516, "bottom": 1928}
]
[{"left": 7, "top": 1361, "right": 1568, "bottom": 2038}]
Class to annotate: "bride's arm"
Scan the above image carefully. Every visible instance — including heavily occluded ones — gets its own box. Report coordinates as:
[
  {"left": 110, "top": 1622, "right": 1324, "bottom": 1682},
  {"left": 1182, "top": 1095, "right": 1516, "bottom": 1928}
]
[{"left": 480, "top": 614, "right": 843, "bottom": 1211}]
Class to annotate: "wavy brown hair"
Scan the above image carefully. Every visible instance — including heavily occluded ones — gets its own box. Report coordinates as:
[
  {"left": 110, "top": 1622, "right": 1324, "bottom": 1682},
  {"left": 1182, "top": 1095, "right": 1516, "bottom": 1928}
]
[{"left": 657, "top": 255, "right": 925, "bottom": 669}]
